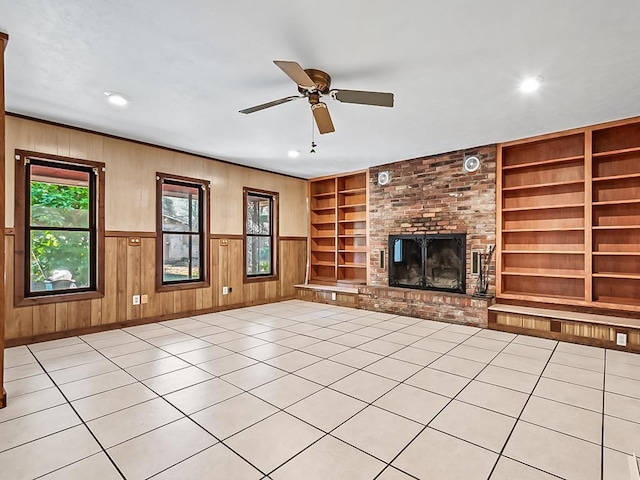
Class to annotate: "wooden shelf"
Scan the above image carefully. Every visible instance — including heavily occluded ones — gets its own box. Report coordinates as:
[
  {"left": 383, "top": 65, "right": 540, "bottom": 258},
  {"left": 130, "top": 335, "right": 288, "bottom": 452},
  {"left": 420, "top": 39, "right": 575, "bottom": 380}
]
[
  {"left": 502, "top": 179, "right": 584, "bottom": 192},
  {"left": 310, "top": 171, "right": 368, "bottom": 287},
  {"left": 336, "top": 278, "right": 366, "bottom": 285},
  {"left": 312, "top": 206, "right": 336, "bottom": 212},
  {"left": 593, "top": 199, "right": 640, "bottom": 207},
  {"left": 312, "top": 192, "right": 335, "bottom": 199},
  {"left": 502, "top": 250, "right": 584, "bottom": 255},
  {"left": 502, "top": 271, "right": 585, "bottom": 279},
  {"left": 592, "top": 146, "right": 640, "bottom": 157},
  {"left": 502, "top": 227, "right": 584, "bottom": 233},
  {"left": 338, "top": 188, "right": 366, "bottom": 194},
  {"left": 502, "top": 203, "right": 584, "bottom": 213},
  {"left": 338, "top": 203, "right": 366, "bottom": 209},
  {"left": 592, "top": 251, "right": 640, "bottom": 256},
  {"left": 592, "top": 225, "right": 640, "bottom": 230},
  {"left": 592, "top": 172, "right": 640, "bottom": 182},
  {"left": 311, "top": 220, "right": 336, "bottom": 225},
  {"left": 502, "top": 155, "right": 584, "bottom": 171},
  {"left": 499, "top": 119, "right": 640, "bottom": 313},
  {"left": 500, "top": 291, "right": 586, "bottom": 302},
  {"left": 310, "top": 275, "right": 336, "bottom": 282},
  {"left": 593, "top": 273, "right": 640, "bottom": 280}
]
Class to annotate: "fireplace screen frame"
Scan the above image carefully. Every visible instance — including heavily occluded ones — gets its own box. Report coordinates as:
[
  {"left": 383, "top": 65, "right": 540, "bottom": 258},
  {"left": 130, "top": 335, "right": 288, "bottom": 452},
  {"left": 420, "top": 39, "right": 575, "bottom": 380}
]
[{"left": 388, "top": 234, "right": 466, "bottom": 294}]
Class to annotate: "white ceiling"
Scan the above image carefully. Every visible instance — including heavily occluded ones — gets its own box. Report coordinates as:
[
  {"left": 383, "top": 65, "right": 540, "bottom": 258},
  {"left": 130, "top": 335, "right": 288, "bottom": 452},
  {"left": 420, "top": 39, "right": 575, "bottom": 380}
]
[{"left": 1, "top": 1, "right": 639, "bottom": 178}]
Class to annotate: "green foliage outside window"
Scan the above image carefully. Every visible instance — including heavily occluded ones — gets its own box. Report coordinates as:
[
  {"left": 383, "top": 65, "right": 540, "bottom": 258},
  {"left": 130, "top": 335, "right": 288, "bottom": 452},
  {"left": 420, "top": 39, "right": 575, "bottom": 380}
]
[{"left": 30, "top": 182, "right": 91, "bottom": 287}]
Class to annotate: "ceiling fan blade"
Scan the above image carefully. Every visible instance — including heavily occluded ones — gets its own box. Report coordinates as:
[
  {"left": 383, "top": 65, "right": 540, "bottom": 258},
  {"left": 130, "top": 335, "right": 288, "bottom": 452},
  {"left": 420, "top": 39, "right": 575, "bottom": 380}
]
[
  {"left": 332, "top": 89, "right": 394, "bottom": 107},
  {"left": 311, "top": 102, "right": 335, "bottom": 134},
  {"left": 273, "top": 60, "right": 316, "bottom": 89},
  {"left": 239, "top": 95, "right": 303, "bottom": 114}
]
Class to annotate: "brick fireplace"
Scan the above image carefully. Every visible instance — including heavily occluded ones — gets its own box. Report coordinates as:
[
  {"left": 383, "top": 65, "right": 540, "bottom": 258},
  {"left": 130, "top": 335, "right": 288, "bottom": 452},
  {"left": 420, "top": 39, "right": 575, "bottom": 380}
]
[{"left": 361, "top": 145, "right": 497, "bottom": 326}]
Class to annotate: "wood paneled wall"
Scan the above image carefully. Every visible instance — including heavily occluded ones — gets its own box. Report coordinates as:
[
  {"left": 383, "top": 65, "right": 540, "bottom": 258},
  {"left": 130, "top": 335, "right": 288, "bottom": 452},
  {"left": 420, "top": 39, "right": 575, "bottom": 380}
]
[
  {"left": 5, "top": 116, "right": 308, "bottom": 235},
  {"left": 4, "top": 234, "right": 306, "bottom": 343},
  {"left": 3, "top": 116, "right": 309, "bottom": 344}
]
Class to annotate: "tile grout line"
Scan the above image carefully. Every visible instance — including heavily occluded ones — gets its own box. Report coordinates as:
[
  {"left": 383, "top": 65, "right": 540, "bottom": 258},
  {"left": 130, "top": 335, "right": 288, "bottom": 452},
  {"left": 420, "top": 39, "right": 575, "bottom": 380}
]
[
  {"left": 196, "top": 313, "right": 454, "bottom": 477},
  {"left": 24, "top": 344, "right": 128, "bottom": 480},
  {"left": 9, "top": 302, "right": 620, "bottom": 480},
  {"left": 42, "top": 312, "right": 495, "bottom": 478},
  {"left": 253, "top": 326, "right": 513, "bottom": 479},
  {"left": 600, "top": 349, "right": 606, "bottom": 480},
  {"left": 76, "top": 329, "right": 274, "bottom": 479},
  {"left": 152, "top": 306, "right": 410, "bottom": 478},
  {"left": 370, "top": 328, "right": 525, "bottom": 479},
  {"left": 484, "top": 341, "right": 561, "bottom": 480},
  {"left": 93, "top": 305, "right": 401, "bottom": 477}
]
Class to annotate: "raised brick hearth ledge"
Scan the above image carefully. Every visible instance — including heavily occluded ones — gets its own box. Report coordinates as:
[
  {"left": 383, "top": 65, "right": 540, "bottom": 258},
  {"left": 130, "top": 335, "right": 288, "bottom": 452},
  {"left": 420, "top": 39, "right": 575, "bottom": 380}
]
[{"left": 358, "top": 286, "right": 494, "bottom": 327}]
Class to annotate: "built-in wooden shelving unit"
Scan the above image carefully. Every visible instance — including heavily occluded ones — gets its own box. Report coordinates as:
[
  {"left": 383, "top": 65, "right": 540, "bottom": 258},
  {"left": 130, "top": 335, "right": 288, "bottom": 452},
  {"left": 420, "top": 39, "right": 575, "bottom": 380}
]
[
  {"left": 308, "top": 171, "right": 368, "bottom": 285},
  {"left": 497, "top": 117, "right": 640, "bottom": 312}
]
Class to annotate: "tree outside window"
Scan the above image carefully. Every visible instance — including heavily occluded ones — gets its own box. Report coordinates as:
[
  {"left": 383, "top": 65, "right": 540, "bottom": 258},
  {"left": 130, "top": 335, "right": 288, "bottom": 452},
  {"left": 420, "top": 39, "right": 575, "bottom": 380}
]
[
  {"left": 14, "top": 151, "right": 105, "bottom": 305},
  {"left": 244, "top": 188, "right": 278, "bottom": 280},
  {"left": 156, "top": 173, "right": 209, "bottom": 291}
]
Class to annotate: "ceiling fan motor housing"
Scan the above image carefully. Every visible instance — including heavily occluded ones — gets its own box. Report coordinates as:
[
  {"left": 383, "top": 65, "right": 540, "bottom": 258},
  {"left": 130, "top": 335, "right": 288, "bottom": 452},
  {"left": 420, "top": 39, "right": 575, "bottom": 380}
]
[{"left": 298, "top": 69, "right": 332, "bottom": 94}]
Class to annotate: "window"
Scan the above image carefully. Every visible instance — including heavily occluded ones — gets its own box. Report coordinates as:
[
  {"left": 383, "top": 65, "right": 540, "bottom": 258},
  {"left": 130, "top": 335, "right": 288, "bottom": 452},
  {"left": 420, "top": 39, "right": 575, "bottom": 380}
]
[
  {"left": 14, "top": 150, "right": 105, "bottom": 305},
  {"left": 244, "top": 188, "right": 278, "bottom": 281},
  {"left": 156, "top": 173, "right": 209, "bottom": 290}
]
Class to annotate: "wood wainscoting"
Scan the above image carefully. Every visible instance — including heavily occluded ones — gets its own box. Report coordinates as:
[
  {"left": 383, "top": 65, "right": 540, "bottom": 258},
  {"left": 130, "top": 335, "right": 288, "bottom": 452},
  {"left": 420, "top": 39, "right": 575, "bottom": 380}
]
[{"left": 4, "top": 233, "right": 306, "bottom": 345}]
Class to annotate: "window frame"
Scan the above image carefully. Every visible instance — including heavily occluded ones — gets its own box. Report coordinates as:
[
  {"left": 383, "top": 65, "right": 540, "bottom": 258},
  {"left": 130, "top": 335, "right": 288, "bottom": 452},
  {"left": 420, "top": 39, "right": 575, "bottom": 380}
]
[
  {"left": 14, "top": 150, "right": 105, "bottom": 306},
  {"left": 156, "top": 172, "right": 210, "bottom": 292},
  {"left": 243, "top": 187, "right": 279, "bottom": 283}
]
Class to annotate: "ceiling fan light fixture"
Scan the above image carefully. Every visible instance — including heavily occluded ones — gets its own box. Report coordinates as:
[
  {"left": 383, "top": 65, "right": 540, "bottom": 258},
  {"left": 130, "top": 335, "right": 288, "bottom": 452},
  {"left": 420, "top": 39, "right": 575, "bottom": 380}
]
[
  {"left": 104, "top": 91, "right": 129, "bottom": 107},
  {"left": 288, "top": 150, "right": 300, "bottom": 158},
  {"left": 520, "top": 76, "right": 543, "bottom": 93}
]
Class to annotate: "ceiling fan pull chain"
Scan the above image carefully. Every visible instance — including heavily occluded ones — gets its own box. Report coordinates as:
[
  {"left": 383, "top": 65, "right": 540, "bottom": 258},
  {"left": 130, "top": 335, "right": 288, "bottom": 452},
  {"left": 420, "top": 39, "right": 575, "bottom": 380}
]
[{"left": 310, "top": 112, "right": 317, "bottom": 154}]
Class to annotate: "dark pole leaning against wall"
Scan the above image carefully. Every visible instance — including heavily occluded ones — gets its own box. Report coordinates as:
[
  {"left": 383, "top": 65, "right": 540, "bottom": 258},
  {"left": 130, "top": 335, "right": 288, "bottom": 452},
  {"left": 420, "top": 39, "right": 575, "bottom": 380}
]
[{"left": 0, "top": 31, "right": 9, "bottom": 409}]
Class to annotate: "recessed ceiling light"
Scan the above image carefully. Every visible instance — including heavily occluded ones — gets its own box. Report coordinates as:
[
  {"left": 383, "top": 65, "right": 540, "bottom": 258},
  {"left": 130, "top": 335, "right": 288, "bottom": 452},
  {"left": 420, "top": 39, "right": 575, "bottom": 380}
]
[
  {"left": 104, "top": 91, "right": 129, "bottom": 106},
  {"left": 288, "top": 150, "right": 300, "bottom": 158},
  {"left": 520, "top": 76, "right": 543, "bottom": 93}
]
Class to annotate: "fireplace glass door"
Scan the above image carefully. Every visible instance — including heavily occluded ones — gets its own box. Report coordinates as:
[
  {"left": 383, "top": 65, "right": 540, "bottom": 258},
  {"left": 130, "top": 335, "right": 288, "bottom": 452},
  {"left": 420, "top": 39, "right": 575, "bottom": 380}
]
[{"left": 389, "top": 234, "right": 466, "bottom": 294}]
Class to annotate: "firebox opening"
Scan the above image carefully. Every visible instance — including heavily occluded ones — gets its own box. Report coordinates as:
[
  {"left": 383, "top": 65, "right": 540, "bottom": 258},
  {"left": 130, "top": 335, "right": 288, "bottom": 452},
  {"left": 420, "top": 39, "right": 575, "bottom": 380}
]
[{"left": 389, "top": 234, "right": 466, "bottom": 294}]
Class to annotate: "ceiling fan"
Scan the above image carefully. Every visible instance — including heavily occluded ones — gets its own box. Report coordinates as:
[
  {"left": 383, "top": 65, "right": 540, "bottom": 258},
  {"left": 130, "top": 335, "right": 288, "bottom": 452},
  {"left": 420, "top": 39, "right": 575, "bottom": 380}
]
[{"left": 239, "top": 60, "right": 394, "bottom": 134}]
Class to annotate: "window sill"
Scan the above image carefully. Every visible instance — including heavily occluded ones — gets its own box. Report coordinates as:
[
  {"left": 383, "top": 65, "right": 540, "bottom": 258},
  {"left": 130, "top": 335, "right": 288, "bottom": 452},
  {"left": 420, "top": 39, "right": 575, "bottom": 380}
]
[
  {"left": 16, "top": 290, "right": 104, "bottom": 307},
  {"left": 157, "top": 281, "right": 210, "bottom": 293},
  {"left": 244, "top": 274, "right": 279, "bottom": 284}
]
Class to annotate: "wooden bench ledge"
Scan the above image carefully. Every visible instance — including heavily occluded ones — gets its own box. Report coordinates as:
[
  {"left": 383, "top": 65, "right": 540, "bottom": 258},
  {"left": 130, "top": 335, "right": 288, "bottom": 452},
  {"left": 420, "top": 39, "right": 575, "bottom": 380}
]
[
  {"left": 294, "top": 284, "right": 359, "bottom": 295},
  {"left": 489, "top": 304, "right": 640, "bottom": 330}
]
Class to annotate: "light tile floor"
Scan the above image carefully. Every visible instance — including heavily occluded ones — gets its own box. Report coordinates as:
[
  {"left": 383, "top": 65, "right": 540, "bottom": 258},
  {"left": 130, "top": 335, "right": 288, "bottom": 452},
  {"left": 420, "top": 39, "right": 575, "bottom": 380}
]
[{"left": 2, "top": 300, "right": 640, "bottom": 479}]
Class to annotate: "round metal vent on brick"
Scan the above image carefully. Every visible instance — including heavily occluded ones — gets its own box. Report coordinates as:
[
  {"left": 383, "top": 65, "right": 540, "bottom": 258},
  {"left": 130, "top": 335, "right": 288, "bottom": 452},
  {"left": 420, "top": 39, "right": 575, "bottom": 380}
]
[
  {"left": 463, "top": 156, "right": 480, "bottom": 173},
  {"left": 378, "top": 171, "right": 391, "bottom": 185}
]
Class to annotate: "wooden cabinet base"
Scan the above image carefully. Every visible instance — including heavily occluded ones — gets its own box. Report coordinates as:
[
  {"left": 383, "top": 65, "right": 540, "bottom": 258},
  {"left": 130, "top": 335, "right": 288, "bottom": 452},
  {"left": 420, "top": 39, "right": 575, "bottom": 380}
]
[{"left": 489, "top": 304, "right": 640, "bottom": 353}]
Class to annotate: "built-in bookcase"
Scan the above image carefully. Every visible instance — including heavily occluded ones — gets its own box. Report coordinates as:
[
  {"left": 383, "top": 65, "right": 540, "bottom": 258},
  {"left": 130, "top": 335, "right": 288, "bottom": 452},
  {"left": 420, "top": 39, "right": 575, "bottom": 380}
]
[
  {"left": 309, "top": 171, "right": 368, "bottom": 285},
  {"left": 497, "top": 117, "right": 640, "bottom": 312}
]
